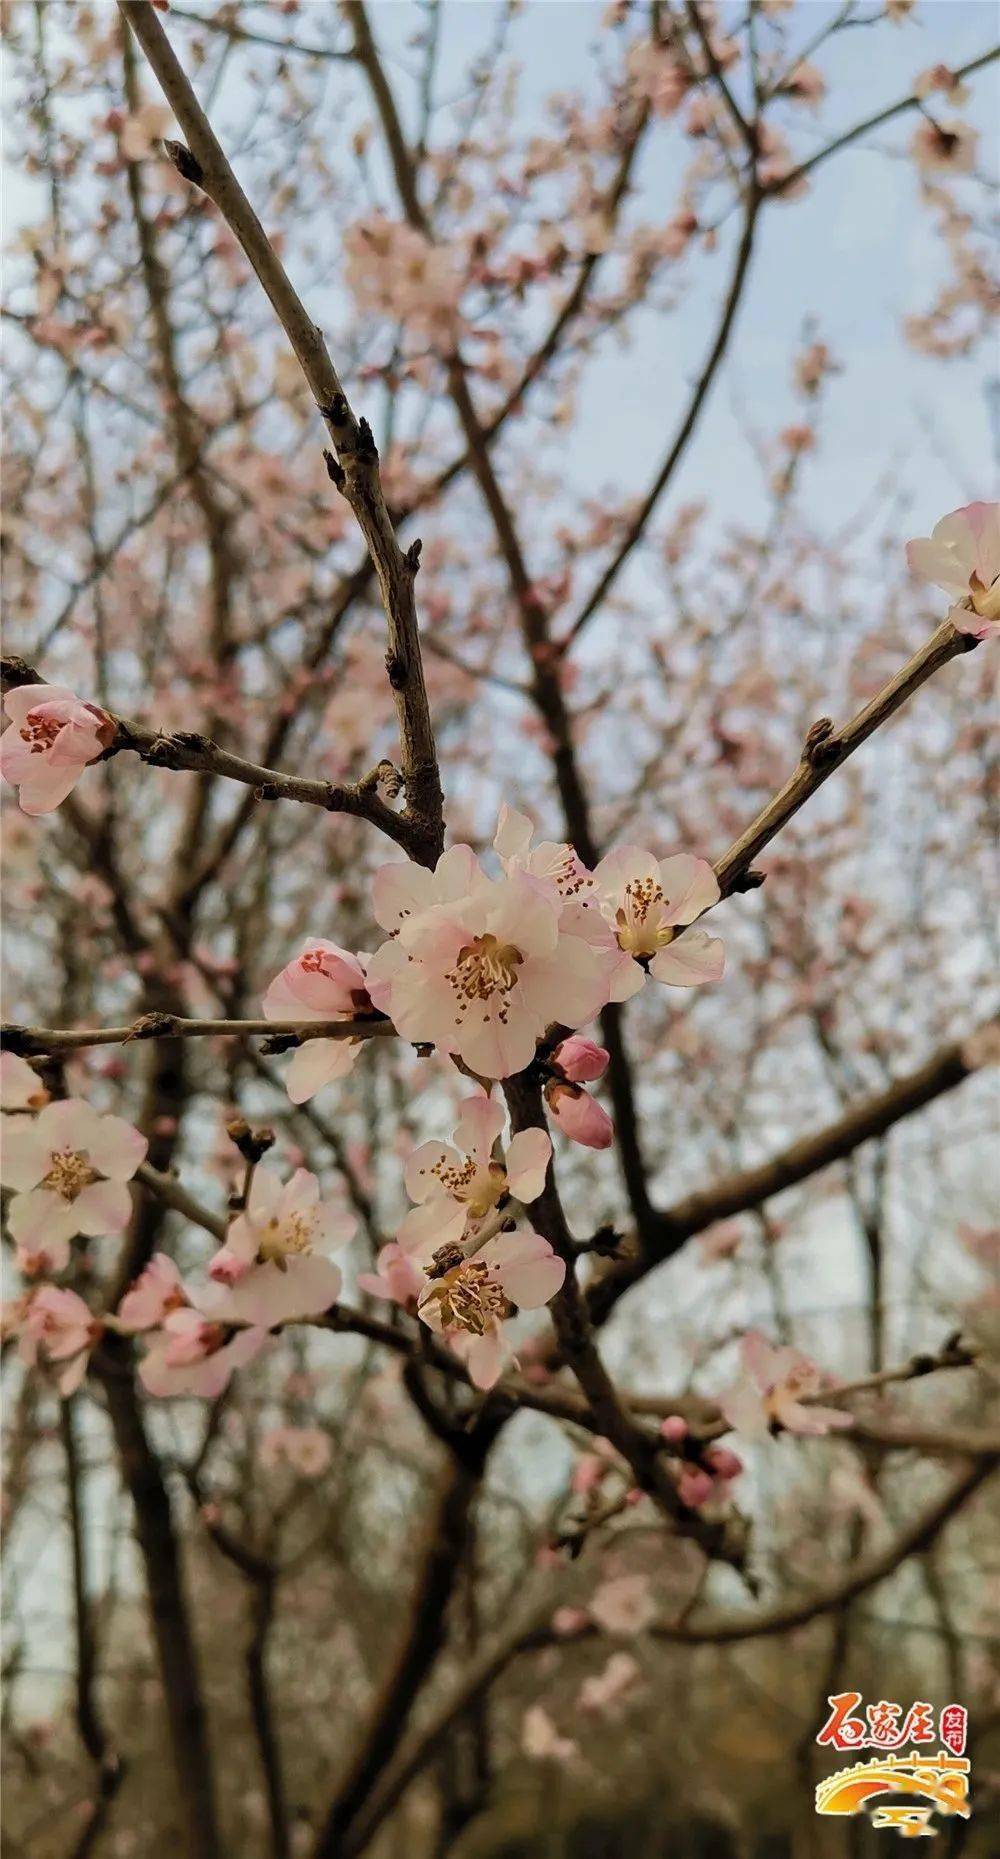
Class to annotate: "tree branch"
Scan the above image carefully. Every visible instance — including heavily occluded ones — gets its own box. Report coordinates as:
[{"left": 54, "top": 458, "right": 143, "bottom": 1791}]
[{"left": 116, "top": 0, "right": 444, "bottom": 863}]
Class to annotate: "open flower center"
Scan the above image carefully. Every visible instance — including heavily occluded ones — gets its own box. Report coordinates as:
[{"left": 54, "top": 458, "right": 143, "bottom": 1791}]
[
  {"left": 421, "top": 1259, "right": 512, "bottom": 1335},
  {"left": 257, "top": 1212, "right": 316, "bottom": 1269},
  {"left": 447, "top": 935, "right": 523, "bottom": 1019},
  {"left": 432, "top": 1154, "right": 505, "bottom": 1218},
  {"left": 614, "top": 878, "right": 675, "bottom": 957},
  {"left": 20, "top": 710, "right": 64, "bottom": 753},
  {"left": 42, "top": 1147, "right": 97, "bottom": 1201}
]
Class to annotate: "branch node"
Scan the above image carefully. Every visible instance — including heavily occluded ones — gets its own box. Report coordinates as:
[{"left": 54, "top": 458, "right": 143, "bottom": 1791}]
[
  {"left": 323, "top": 449, "right": 347, "bottom": 492},
  {"left": 802, "top": 716, "right": 839, "bottom": 767},
  {"left": 161, "top": 138, "right": 205, "bottom": 188}
]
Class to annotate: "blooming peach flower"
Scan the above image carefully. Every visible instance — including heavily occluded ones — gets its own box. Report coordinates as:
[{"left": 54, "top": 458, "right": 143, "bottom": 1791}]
[
  {"left": 545, "top": 1080, "right": 614, "bottom": 1150},
  {"left": 591, "top": 845, "right": 724, "bottom": 997},
  {"left": 398, "top": 1095, "right": 551, "bottom": 1261},
  {"left": 552, "top": 1036, "right": 609, "bottom": 1083},
  {"left": 17, "top": 1285, "right": 101, "bottom": 1395},
  {"left": 0, "top": 1053, "right": 49, "bottom": 1110},
  {"left": 263, "top": 940, "right": 373, "bottom": 1103},
  {"left": 139, "top": 1308, "right": 267, "bottom": 1398},
  {"left": 117, "top": 1253, "right": 188, "bottom": 1331},
  {"left": 910, "top": 118, "right": 978, "bottom": 175},
  {"left": 0, "top": 684, "right": 114, "bottom": 814},
  {"left": 417, "top": 1228, "right": 566, "bottom": 1389},
  {"left": 204, "top": 1166, "right": 352, "bottom": 1323},
  {"left": 367, "top": 853, "right": 609, "bottom": 1078},
  {"left": 357, "top": 1242, "right": 425, "bottom": 1308},
  {"left": 343, "top": 213, "right": 462, "bottom": 340},
  {"left": 493, "top": 805, "right": 595, "bottom": 904},
  {"left": 905, "top": 501, "right": 1000, "bottom": 638},
  {"left": 589, "top": 1573, "right": 656, "bottom": 1636},
  {"left": 1, "top": 1098, "right": 147, "bottom": 1266},
  {"left": 779, "top": 61, "right": 825, "bottom": 106},
  {"left": 720, "top": 1332, "right": 853, "bottom": 1439}
]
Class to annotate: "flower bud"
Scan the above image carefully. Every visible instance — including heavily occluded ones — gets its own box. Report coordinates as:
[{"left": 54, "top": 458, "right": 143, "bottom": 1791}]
[
  {"left": 545, "top": 1080, "right": 614, "bottom": 1150},
  {"left": 553, "top": 1036, "right": 610, "bottom": 1083}
]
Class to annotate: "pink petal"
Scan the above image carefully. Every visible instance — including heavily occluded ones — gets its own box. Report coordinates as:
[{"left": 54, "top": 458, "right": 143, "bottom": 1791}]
[
  {"left": 453, "top": 1094, "right": 505, "bottom": 1162},
  {"left": 649, "top": 927, "right": 725, "bottom": 987},
  {"left": 656, "top": 853, "right": 720, "bottom": 925},
  {"left": 284, "top": 1037, "right": 360, "bottom": 1103},
  {"left": 85, "top": 1112, "right": 147, "bottom": 1181},
  {"left": 73, "top": 1178, "right": 133, "bottom": 1235},
  {"left": 505, "top": 1127, "right": 552, "bottom": 1202}
]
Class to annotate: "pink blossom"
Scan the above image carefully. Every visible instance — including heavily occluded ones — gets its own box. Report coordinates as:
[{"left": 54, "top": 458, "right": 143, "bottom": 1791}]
[
  {"left": 417, "top": 1228, "right": 566, "bottom": 1389},
  {"left": 553, "top": 1036, "right": 609, "bottom": 1083},
  {"left": 552, "top": 1605, "right": 589, "bottom": 1637},
  {"left": 589, "top": 1573, "right": 656, "bottom": 1636},
  {"left": 117, "top": 1253, "right": 188, "bottom": 1332},
  {"left": 571, "top": 1453, "right": 606, "bottom": 1496},
  {"left": 676, "top": 1466, "right": 714, "bottom": 1508},
  {"left": 367, "top": 849, "right": 610, "bottom": 1078},
  {"left": 204, "top": 1166, "right": 352, "bottom": 1324},
  {"left": 720, "top": 1332, "right": 854, "bottom": 1439},
  {"left": 579, "top": 1651, "right": 640, "bottom": 1713},
  {"left": 18, "top": 1285, "right": 101, "bottom": 1395},
  {"left": 139, "top": 1308, "right": 267, "bottom": 1398},
  {"left": 263, "top": 940, "right": 373, "bottom": 1102},
  {"left": 521, "top": 1705, "right": 578, "bottom": 1763},
  {"left": 493, "top": 805, "right": 596, "bottom": 905},
  {"left": 590, "top": 845, "right": 724, "bottom": 997},
  {"left": 0, "top": 684, "right": 114, "bottom": 814},
  {"left": 357, "top": 1242, "right": 425, "bottom": 1308},
  {"left": 704, "top": 1445, "right": 743, "bottom": 1482},
  {"left": 779, "top": 61, "right": 826, "bottom": 106},
  {"left": 0, "top": 1053, "right": 49, "bottom": 1110},
  {"left": 343, "top": 213, "right": 462, "bottom": 341},
  {"left": 910, "top": 118, "right": 978, "bottom": 175},
  {"left": 905, "top": 502, "right": 1000, "bottom": 638},
  {"left": 398, "top": 1094, "right": 551, "bottom": 1261},
  {"left": 545, "top": 1080, "right": 614, "bottom": 1150},
  {"left": 1, "top": 1097, "right": 147, "bottom": 1269}
]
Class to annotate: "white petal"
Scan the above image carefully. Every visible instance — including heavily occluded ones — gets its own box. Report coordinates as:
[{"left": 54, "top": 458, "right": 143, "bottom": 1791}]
[
  {"left": 505, "top": 1128, "right": 552, "bottom": 1203},
  {"left": 85, "top": 1112, "right": 147, "bottom": 1181},
  {"left": 398, "top": 1198, "right": 465, "bottom": 1261},
  {"left": 0, "top": 1114, "right": 51, "bottom": 1190},
  {"left": 649, "top": 928, "right": 725, "bottom": 987},
  {"left": 284, "top": 1038, "right": 359, "bottom": 1104},
  {"left": 656, "top": 853, "right": 720, "bottom": 925},
  {"left": 73, "top": 1178, "right": 133, "bottom": 1235}
]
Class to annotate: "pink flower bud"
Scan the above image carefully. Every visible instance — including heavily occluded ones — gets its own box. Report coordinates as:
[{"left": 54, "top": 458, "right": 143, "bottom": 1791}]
[
  {"left": 553, "top": 1036, "right": 610, "bottom": 1083},
  {"left": 677, "top": 1466, "right": 714, "bottom": 1508},
  {"left": 545, "top": 1081, "right": 614, "bottom": 1150},
  {"left": 704, "top": 1445, "right": 743, "bottom": 1481},
  {"left": 659, "top": 1414, "right": 689, "bottom": 1444}
]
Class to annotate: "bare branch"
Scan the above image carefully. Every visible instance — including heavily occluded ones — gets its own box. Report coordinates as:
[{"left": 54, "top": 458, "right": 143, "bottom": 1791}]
[{"left": 116, "top": 0, "right": 444, "bottom": 862}]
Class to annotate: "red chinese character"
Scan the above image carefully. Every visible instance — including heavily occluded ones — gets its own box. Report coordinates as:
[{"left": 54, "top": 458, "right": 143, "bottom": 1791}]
[
  {"left": 817, "top": 1691, "right": 868, "bottom": 1750},
  {"left": 939, "top": 1704, "right": 968, "bottom": 1755},
  {"left": 866, "top": 1700, "right": 905, "bottom": 1747},
  {"left": 898, "top": 1700, "right": 936, "bottom": 1746}
]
